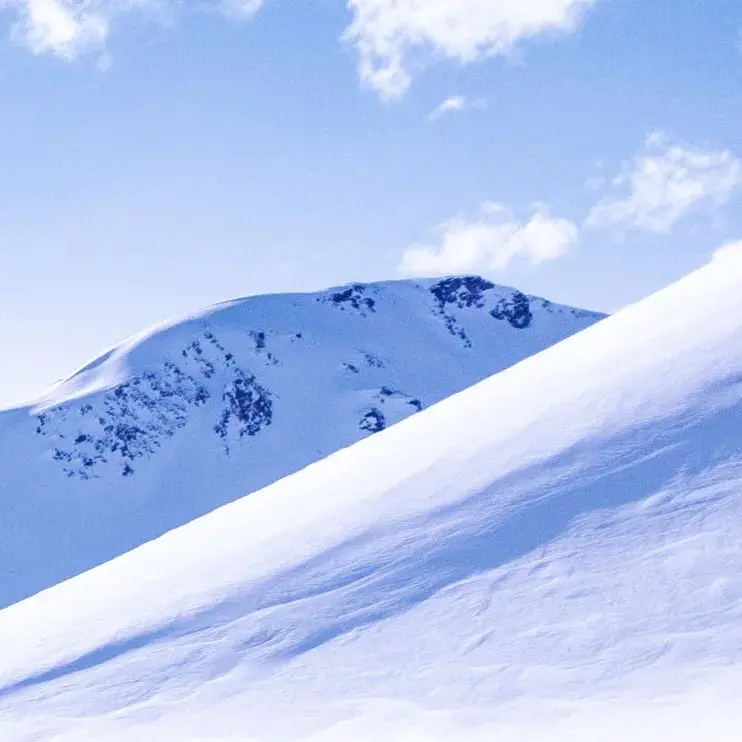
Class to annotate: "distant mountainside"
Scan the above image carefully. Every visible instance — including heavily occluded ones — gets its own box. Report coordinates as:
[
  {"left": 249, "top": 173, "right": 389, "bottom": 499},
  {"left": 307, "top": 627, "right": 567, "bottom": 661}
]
[
  {"left": 1, "top": 258, "right": 741, "bottom": 742},
  {"left": 0, "top": 275, "right": 604, "bottom": 608}
]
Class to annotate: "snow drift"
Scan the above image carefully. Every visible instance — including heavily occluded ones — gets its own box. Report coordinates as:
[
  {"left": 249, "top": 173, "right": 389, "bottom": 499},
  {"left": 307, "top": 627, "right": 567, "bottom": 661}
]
[{"left": 1, "top": 256, "right": 742, "bottom": 740}]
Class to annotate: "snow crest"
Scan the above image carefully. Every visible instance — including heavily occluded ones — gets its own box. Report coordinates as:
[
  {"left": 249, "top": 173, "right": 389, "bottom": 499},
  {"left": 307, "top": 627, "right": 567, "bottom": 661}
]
[{"left": 0, "top": 262, "right": 740, "bottom": 740}]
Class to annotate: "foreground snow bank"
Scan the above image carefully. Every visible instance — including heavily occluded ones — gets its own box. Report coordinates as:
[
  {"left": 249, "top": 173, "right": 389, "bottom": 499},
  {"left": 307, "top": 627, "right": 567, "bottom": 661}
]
[{"left": 1, "top": 255, "right": 741, "bottom": 740}]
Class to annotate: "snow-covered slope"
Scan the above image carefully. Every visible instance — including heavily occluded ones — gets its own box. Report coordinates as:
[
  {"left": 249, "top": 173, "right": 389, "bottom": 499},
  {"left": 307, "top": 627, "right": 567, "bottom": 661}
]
[
  {"left": 1, "top": 256, "right": 741, "bottom": 742},
  {"left": 0, "top": 276, "right": 602, "bottom": 609}
]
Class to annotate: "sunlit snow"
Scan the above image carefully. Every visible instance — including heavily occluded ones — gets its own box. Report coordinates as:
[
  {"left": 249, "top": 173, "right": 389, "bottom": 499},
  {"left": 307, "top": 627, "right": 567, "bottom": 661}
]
[{"left": 1, "top": 259, "right": 741, "bottom": 740}]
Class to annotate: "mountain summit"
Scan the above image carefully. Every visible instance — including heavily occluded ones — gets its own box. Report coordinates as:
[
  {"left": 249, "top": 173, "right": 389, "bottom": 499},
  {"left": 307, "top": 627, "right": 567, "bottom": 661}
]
[
  {"left": 1, "top": 259, "right": 740, "bottom": 741},
  {"left": 0, "top": 276, "right": 602, "bottom": 609}
]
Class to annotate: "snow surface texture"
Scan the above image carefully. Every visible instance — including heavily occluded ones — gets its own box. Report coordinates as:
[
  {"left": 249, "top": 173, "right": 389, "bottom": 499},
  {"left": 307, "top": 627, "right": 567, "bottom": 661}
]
[
  {"left": 0, "top": 276, "right": 602, "bottom": 609},
  {"left": 1, "top": 257, "right": 741, "bottom": 741}
]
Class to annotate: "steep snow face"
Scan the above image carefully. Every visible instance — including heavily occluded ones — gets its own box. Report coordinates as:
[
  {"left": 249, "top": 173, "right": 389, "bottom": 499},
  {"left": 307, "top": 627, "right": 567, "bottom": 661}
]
[
  {"left": 0, "top": 276, "right": 603, "bottom": 609},
  {"left": 0, "top": 258, "right": 741, "bottom": 741}
]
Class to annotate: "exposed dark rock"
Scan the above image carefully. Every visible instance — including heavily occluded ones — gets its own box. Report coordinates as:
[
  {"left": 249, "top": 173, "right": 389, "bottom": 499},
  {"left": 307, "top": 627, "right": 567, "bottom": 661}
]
[
  {"left": 371, "top": 387, "right": 423, "bottom": 413},
  {"left": 430, "top": 276, "right": 495, "bottom": 310},
  {"left": 359, "top": 408, "right": 386, "bottom": 434},
  {"left": 36, "top": 324, "right": 283, "bottom": 477},
  {"left": 430, "top": 276, "right": 496, "bottom": 347},
  {"left": 248, "top": 330, "right": 279, "bottom": 366},
  {"left": 182, "top": 339, "right": 217, "bottom": 378},
  {"left": 364, "top": 353, "right": 384, "bottom": 368},
  {"left": 491, "top": 291, "right": 533, "bottom": 329},
  {"left": 324, "top": 284, "right": 376, "bottom": 315},
  {"left": 37, "top": 355, "right": 210, "bottom": 479},
  {"left": 214, "top": 370, "right": 273, "bottom": 455},
  {"left": 408, "top": 398, "right": 423, "bottom": 412}
]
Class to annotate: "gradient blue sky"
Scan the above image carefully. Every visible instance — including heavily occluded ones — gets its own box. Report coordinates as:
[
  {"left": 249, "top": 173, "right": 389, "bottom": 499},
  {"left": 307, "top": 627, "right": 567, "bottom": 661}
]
[{"left": 1, "top": 0, "right": 741, "bottom": 407}]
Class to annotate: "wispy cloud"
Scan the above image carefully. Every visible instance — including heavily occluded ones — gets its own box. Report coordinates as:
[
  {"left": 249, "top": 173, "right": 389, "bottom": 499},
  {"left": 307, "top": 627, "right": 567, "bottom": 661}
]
[
  {"left": 398, "top": 203, "right": 579, "bottom": 277},
  {"left": 217, "top": 0, "right": 262, "bottom": 23},
  {"left": 427, "top": 95, "right": 485, "bottom": 121},
  {"left": 343, "top": 0, "right": 599, "bottom": 99},
  {"left": 428, "top": 96, "right": 467, "bottom": 121},
  {"left": 6, "top": 0, "right": 596, "bottom": 90},
  {"left": 5, "top": 0, "right": 262, "bottom": 59},
  {"left": 585, "top": 134, "right": 742, "bottom": 233}
]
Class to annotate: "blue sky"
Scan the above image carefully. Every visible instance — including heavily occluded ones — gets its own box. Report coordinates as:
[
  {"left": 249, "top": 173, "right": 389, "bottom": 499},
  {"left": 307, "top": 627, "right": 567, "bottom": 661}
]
[{"left": 1, "top": 0, "right": 741, "bottom": 407}]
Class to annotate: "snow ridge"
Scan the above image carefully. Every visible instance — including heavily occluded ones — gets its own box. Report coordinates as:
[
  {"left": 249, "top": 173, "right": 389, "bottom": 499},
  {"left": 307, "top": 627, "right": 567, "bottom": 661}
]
[
  {"left": 28, "top": 277, "right": 599, "bottom": 481},
  {"left": 0, "top": 259, "right": 740, "bottom": 742},
  {"left": 0, "top": 275, "right": 602, "bottom": 609}
]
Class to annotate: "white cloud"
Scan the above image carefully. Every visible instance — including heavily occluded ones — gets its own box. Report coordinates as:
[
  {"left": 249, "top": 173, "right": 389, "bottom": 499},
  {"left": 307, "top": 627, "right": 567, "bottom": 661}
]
[
  {"left": 427, "top": 95, "right": 485, "bottom": 121},
  {"left": 7, "top": 0, "right": 594, "bottom": 84},
  {"left": 4, "top": 0, "right": 261, "bottom": 58},
  {"left": 712, "top": 240, "right": 742, "bottom": 263},
  {"left": 586, "top": 134, "right": 742, "bottom": 233},
  {"left": 428, "top": 95, "right": 466, "bottom": 120},
  {"left": 398, "top": 203, "right": 579, "bottom": 276},
  {"left": 218, "top": 0, "right": 262, "bottom": 23},
  {"left": 343, "top": 0, "right": 598, "bottom": 99},
  {"left": 14, "top": 0, "right": 108, "bottom": 57}
]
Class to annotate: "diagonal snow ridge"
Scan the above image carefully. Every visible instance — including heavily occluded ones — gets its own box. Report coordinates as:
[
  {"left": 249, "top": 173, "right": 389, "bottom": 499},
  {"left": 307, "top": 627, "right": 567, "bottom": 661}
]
[
  {"left": 0, "top": 276, "right": 603, "bottom": 610},
  {"left": 2, "top": 257, "right": 742, "bottom": 740}
]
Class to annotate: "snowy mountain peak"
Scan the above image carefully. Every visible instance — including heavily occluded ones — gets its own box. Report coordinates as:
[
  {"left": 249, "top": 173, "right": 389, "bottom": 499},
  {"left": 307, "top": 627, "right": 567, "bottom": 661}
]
[
  {"left": 0, "top": 262, "right": 740, "bottom": 742},
  {"left": 29, "top": 276, "right": 602, "bottom": 482},
  {"left": 0, "top": 276, "right": 603, "bottom": 609}
]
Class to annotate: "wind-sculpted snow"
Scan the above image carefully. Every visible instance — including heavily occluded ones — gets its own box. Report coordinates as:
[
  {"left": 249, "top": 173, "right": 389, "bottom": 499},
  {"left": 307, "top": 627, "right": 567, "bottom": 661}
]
[
  {"left": 0, "top": 276, "right": 602, "bottom": 609},
  {"left": 0, "top": 257, "right": 740, "bottom": 741}
]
